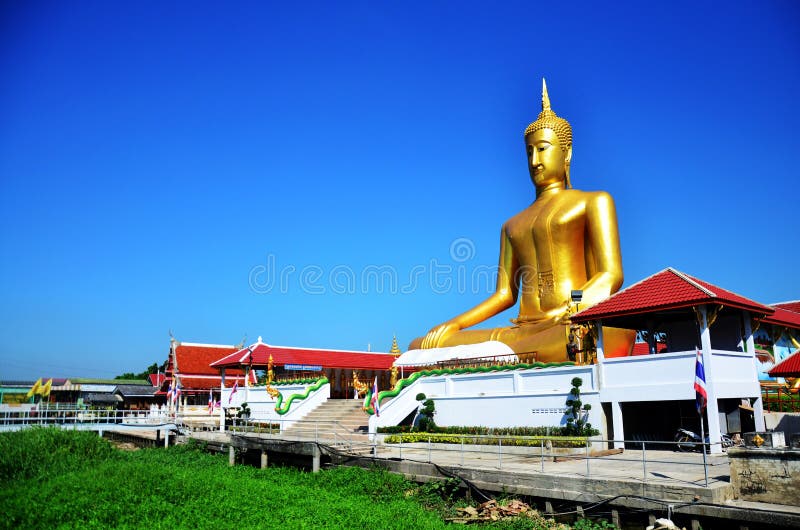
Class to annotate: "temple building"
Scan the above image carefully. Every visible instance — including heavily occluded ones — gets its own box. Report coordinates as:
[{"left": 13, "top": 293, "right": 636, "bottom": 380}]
[
  {"left": 159, "top": 339, "right": 256, "bottom": 407},
  {"left": 210, "top": 336, "right": 398, "bottom": 399}
]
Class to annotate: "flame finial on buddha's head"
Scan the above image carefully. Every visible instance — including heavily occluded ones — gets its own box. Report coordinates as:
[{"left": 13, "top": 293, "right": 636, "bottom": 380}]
[{"left": 524, "top": 78, "right": 572, "bottom": 154}]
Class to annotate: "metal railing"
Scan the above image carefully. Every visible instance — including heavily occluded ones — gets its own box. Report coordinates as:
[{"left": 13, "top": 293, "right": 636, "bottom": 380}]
[
  {"left": 366, "top": 433, "right": 736, "bottom": 488},
  {"left": 762, "top": 386, "right": 800, "bottom": 412},
  {"left": 208, "top": 420, "right": 734, "bottom": 489},
  {"left": 1, "top": 409, "right": 157, "bottom": 425},
  {"left": 225, "top": 417, "right": 361, "bottom": 451}
]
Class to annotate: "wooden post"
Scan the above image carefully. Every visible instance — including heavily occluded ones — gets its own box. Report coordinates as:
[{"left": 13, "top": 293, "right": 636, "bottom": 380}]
[
  {"left": 228, "top": 445, "right": 235, "bottom": 466},
  {"left": 260, "top": 450, "right": 268, "bottom": 469},
  {"left": 545, "top": 501, "right": 553, "bottom": 514},
  {"left": 611, "top": 510, "right": 620, "bottom": 528},
  {"left": 691, "top": 519, "right": 701, "bottom": 530}
]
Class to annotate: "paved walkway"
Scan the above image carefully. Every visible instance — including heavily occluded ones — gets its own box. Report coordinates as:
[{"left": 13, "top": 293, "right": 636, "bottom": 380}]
[{"left": 369, "top": 442, "right": 730, "bottom": 488}]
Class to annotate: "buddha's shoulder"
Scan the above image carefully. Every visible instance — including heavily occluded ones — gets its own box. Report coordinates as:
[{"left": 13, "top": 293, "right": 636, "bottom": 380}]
[
  {"left": 567, "top": 188, "right": 616, "bottom": 205},
  {"left": 502, "top": 189, "right": 615, "bottom": 230}
]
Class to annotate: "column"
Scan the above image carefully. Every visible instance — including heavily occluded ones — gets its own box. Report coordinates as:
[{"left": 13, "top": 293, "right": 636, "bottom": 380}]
[
  {"left": 611, "top": 401, "right": 624, "bottom": 450},
  {"left": 219, "top": 369, "right": 226, "bottom": 433},
  {"left": 312, "top": 445, "right": 321, "bottom": 473},
  {"left": 244, "top": 366, "right": 250, "bottom": 404},
  {"left": 743, "top": 312, "right": 765, "bottom": 430},
  {"left": 700, "top": 305, "right": 723, "bottom": 454},
  {"left": 595, "top": 320, "right": 605, "bottom": 389}
]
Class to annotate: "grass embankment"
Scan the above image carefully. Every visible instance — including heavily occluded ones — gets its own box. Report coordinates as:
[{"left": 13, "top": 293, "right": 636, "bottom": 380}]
[{"left": 0, "top": 428, "right": 610, "bottom": 529}]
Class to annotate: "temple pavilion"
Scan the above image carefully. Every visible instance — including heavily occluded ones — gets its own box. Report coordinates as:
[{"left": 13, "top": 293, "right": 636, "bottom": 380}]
[
  {"left": 210, "top": 336, "right": 399, "bottom": 399},
  {"left": 158, "top": 339, "right": 256, "bottom": 406}
]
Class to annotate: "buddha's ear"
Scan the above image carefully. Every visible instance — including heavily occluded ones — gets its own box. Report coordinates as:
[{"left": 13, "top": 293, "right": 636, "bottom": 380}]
[{"left": 564, "top": 145, "right": 573, "bottom": 189}]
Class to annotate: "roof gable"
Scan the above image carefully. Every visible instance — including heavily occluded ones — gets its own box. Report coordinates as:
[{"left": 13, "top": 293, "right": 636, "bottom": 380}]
[
  {"left": 768, "top": 350, "right": 800, "bottom": 377},
  {"left": 572, "top": 267, "right": 773, "bottom": 322},
  {"left": 211, "top": 342, "right": 395, "bottom": 371},
  {"left": 174, "top": 343, "right": 239, "bottom": 375}
]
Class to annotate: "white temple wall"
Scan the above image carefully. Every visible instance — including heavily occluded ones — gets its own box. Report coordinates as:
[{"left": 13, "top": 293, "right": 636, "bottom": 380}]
[
  {"left": 600, "top": 349, "right": 761, "bottom": 403},
  {"left": 222, "top": 383, "right": 330, "bottom": 430},
  {"left": 370, "top": 365, "right": 601, "bottom": 432}
]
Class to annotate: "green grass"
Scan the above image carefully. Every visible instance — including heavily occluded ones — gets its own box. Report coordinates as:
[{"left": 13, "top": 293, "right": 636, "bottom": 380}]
[{"left": 0, "top": 428, "right": 614, "bottom": 529}]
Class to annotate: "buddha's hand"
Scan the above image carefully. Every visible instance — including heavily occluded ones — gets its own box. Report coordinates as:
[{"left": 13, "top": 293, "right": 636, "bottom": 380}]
[{"left": 420, "top": 321, "right": 461, "bottom": 349}]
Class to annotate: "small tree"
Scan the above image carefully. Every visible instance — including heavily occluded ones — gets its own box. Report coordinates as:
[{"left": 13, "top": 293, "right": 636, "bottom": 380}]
[
  {"left": 564, "top": 377, "right": 592, "bottom": 436},
  {"left": 415, "top": 393, "right": 437, "bottom": 432},
  {"left": 237, "top": 402, "right": 251, "bottom": 419}
]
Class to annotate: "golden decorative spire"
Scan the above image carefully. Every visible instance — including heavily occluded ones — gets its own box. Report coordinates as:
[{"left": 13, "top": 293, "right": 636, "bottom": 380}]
[
  {"left": 524, "top": 78, "right": 572, "bottom": 153},
  {"left": 541, "top": 78, "right": 552, "bottom": 113},
  {"left": 390, "top": 335, "right": 401, "bottom": 355}
]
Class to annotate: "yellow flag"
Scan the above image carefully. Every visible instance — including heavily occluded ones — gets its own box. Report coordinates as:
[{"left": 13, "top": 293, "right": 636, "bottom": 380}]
[
  {"left": 40, "top": 379, "right": 52, "bottom": 397},
  {"left": 26, "top": 378, "right": 42, "bottom": 398}
]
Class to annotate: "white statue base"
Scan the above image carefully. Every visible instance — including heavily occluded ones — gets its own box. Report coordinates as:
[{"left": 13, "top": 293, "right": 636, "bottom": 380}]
[{"left": 393, "top": 340, "right": 517, "bottom": 367}]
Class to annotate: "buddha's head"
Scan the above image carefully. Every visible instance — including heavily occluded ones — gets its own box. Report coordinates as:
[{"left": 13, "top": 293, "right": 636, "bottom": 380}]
[{"left": 524, "top": 79, "right": 573, "bottom": 190}]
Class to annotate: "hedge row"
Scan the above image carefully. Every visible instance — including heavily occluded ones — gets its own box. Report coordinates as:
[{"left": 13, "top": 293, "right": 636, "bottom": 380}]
[
  {"left": 378, "top": 425, "right": 599, "bottom": 437},
  {"left": 383, "top": 432, "right": 590, "bottom": 448}
]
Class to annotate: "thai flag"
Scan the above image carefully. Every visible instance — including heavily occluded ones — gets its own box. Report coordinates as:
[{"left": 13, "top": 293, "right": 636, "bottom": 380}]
[
  {"left": 208, "top": 388, "right": 214, "bottom": 414},
  {"left": 174, "top": 382, "right": 181, "bottom": 405},
  {"left": 694, "top": 348, "right": 708, "bottom": 414},
  {"left": 166, "top": 380, "right": 174, "bottom": 402},
  {"left": 228, "top": 381, "right": 238, "bottom": 404},
  {"left": 370, "top": 376, "right": 380, "bottom": 417}
]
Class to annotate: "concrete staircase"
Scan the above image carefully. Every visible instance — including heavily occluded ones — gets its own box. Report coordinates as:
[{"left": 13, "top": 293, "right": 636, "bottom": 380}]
[{"left": 282, "top": 399, "right": 372, "bottom": 453}]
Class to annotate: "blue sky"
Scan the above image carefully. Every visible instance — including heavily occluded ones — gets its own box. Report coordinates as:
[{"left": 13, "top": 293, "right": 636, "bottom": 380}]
[{"left": 1, "top": 1, "right": 798, "bottom": 380}]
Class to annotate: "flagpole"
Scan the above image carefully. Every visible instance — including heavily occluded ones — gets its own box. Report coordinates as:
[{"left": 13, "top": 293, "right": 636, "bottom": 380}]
[{"left": 700, "top": 408, "right": 708, "bottom": 487}]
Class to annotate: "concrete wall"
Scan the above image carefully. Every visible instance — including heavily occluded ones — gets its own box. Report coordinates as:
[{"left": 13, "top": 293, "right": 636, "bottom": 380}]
[
  {"left": 223, "top": 383, "right": 331, "bottom": 429},
  {"left": 600, "top": 349, "right": 760, "bottom": 403},
  {"left": 729, "top": 448, "right": 800, "bottom": 506},
  {"left": 370, "top": 365, "right": 600, "bottom": 433},
  {"left": 765, "top": 412, "right": 800, "bottom": 440}
]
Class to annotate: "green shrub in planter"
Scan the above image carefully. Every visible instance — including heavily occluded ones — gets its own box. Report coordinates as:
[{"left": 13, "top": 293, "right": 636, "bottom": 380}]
[{"left": 383, "top": 432, "right": 588, "bottom": 448}]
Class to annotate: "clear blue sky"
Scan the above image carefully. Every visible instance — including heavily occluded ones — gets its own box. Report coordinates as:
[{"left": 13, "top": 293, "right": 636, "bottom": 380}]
[{"left": 1, "top": 1, "right": 798, "bottom": 380}]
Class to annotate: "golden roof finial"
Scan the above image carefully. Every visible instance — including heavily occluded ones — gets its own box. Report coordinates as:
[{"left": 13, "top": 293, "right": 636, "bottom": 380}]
[{"left": 390, "top": 334, "right": 401, "bottom": 355}]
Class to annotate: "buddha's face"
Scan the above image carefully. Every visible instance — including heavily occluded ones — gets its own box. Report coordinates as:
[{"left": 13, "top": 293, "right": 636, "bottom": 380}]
[{"left": 525, "top": 128, "right": 570, "bottom": 189}]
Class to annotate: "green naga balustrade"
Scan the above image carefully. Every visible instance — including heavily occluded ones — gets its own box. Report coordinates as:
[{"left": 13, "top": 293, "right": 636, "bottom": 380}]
[
  {"left": 363, "top": 362, "right": 574, "bottom": 415},
  {"left": 271, "top": 377, "right": 329, "bottom": 415}
]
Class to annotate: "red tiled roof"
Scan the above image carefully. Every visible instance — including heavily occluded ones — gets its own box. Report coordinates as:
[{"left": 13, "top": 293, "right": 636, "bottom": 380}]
[
  {"left": 772, "top": 301, "right": 800, "bottom": 314},
  {"left": 177, "top": 374, "right": 252, "bottom": 390},
  {"left": 149, "top": 373, "right": 166, "bottom": 387},
  {"left": 211, "top": 342, "right": 396, "bottom": 371},
  {"left": 763, "top": 307, "right": 800, "bottom": 330},
  {"left": 768, "top": 350, "right": 800, "bottom": 377},
  {"left": 572, "top": 268, "right": 773, "bottom": 322},
  {"left": 175, "top": 343, "right": 240, "bottom": 375}
]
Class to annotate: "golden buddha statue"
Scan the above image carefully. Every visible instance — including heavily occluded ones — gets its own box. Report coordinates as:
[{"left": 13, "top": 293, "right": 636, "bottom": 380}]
[{"left": 410, "top": 80, "right": 634, "bottom": 362}]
